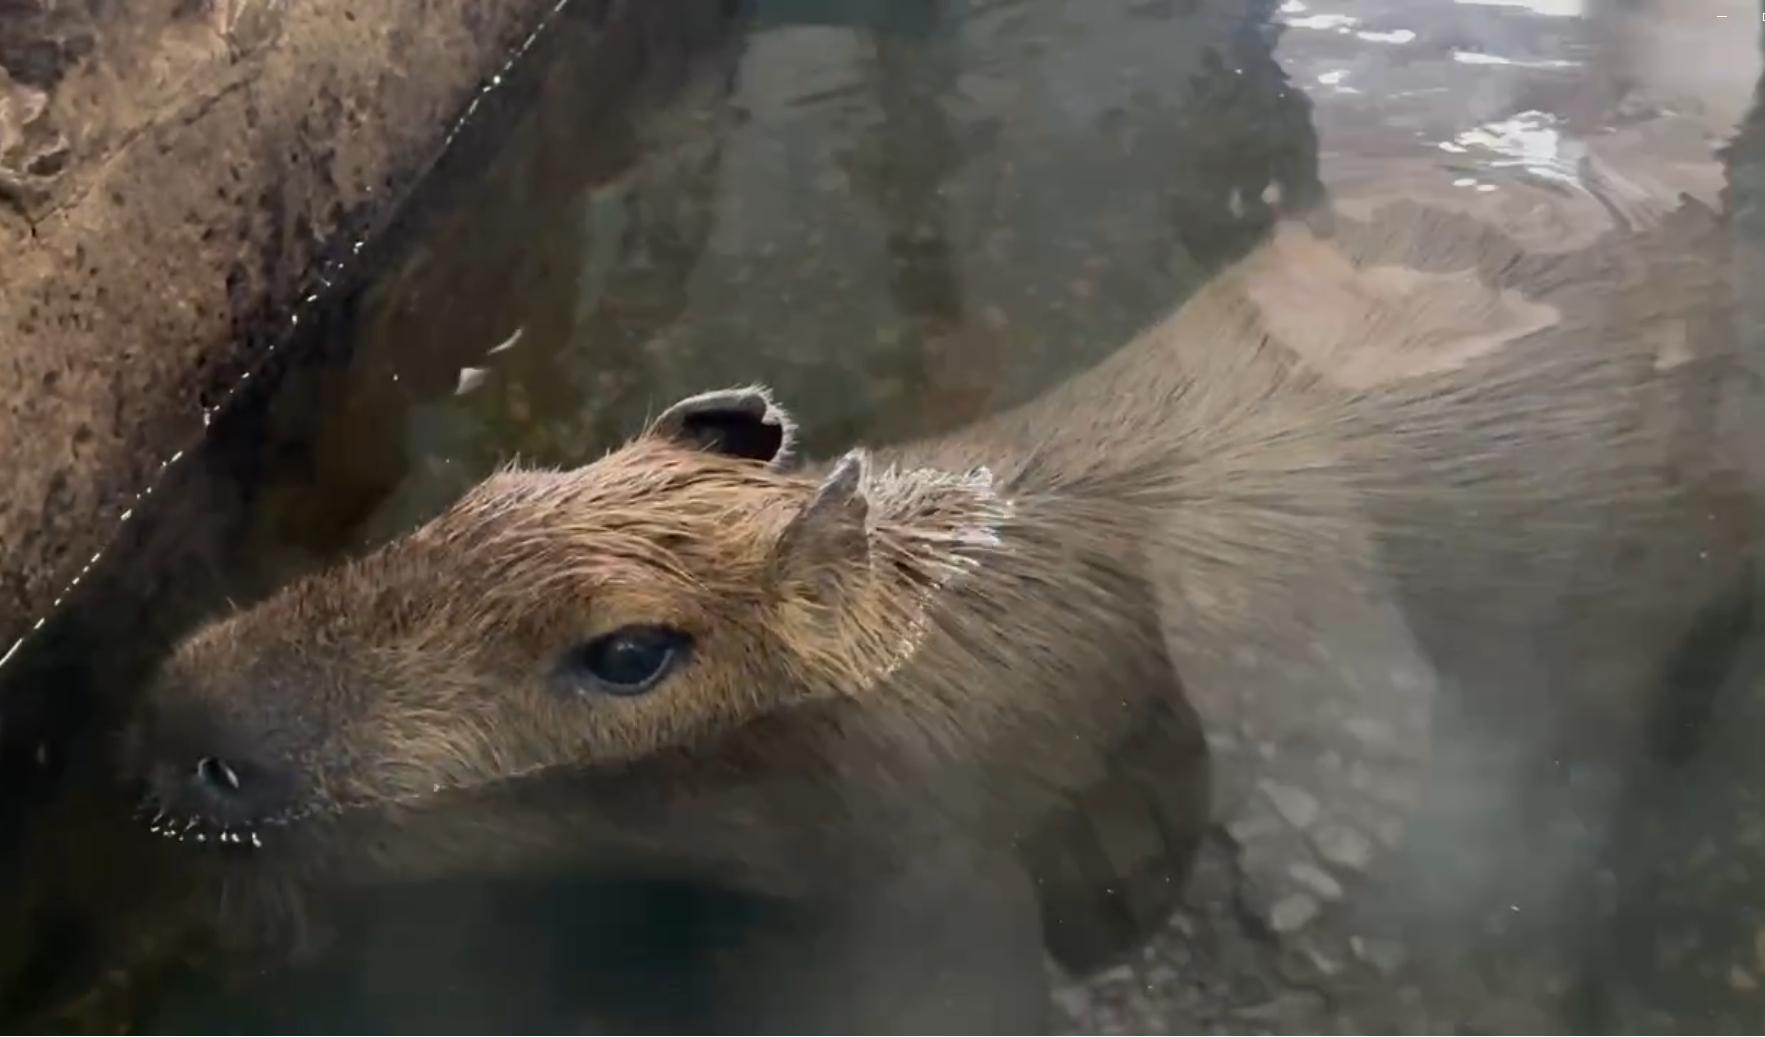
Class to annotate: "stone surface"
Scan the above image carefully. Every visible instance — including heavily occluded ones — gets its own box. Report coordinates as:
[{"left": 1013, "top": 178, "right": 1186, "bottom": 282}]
[
  {"left": 1259, "top": 780, "right": 1321, "bottom": 831},
  {"left": 1288, "top": 861, "right": 1344, "bottom": 902},
  {"left": 0, "top": 0, "right": 562, "bottom": 656},
  {"left": 1269, "top": 893, "right": 1320, "bottom": 934},
  {"left": 1311, "top": 823, "right": 1375, "bottom": 872}
]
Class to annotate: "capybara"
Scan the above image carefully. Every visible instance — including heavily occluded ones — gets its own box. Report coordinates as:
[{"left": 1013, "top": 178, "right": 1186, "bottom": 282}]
[{"left": 123, "top": 202, "right": 1755, "bottom": 1030}]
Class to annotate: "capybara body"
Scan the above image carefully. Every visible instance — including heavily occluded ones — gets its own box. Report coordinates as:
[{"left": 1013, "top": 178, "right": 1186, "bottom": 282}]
[{"left": 124, "top": 200, "right": 1754, "bottom": 1029}]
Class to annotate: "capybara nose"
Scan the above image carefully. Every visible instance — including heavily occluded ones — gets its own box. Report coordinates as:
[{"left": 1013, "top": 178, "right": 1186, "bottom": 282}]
[
  {"left": 157, "top": 749, "right": 299, "bottom": 828},
  {"left": 132, "top": 693, "right": 306, "bottom": 831}
]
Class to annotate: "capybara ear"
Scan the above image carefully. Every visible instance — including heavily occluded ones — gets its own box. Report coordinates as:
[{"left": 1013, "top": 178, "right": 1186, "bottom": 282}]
[
  {"left": 765, "top": 450, "right": 896, "bottom": 694},
  {"left": 766, "top": 451, "right": 1011, "bottom": 695},
  {"left": 647, "top": 386, "right": 798, "bottom": 468},
  {"left": 768, "top": 450, "right": 870, "bottom": 608}
]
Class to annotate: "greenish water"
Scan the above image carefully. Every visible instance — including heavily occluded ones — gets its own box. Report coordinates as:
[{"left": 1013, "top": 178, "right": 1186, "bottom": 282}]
[{"left": 2, "top": 0, "right": 1763, "bottom": 1030}]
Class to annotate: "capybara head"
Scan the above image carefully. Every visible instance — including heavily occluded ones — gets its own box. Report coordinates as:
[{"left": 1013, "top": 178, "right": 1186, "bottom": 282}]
[{"left": 124, "top": 387, "right": 1014, "bottom": 891}]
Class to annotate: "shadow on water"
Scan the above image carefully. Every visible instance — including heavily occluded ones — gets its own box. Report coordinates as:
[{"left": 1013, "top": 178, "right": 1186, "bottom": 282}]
[{"left": 0, "top": 0, "right": 1317, "bottom": 1028}]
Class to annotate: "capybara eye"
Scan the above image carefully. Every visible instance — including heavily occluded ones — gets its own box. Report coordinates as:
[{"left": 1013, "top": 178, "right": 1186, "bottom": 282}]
[{"left": 560, "top": 625, "right": 690, "bottom": 696}]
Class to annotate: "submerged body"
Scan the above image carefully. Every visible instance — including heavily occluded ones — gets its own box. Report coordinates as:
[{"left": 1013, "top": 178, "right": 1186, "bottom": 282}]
[{"left": 124, "top": 199, "right": 1754, "bottom": 1028}]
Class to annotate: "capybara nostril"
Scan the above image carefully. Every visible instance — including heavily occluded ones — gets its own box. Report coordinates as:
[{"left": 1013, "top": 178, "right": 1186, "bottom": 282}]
[
  {"left": 195, "top": 756, "right": 243, "bottom": 795},
  {"left": 160, "top": 748, "right": 299, "bottom": 827}
]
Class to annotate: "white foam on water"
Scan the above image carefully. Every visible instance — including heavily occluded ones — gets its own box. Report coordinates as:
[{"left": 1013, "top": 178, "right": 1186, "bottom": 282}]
[{"left": 1454, "top": 0, "right": 1583, "bottom": 16}]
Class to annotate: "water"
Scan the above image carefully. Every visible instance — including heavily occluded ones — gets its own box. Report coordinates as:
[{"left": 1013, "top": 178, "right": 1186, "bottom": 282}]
[{"left": 1, "top": 0, "right": 1762, "bottom": 1030}]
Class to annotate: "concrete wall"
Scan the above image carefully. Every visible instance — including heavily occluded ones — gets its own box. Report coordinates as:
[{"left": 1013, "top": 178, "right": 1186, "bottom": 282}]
[{"left": 0, "top": 0, "right": 557, "bottom": 658}]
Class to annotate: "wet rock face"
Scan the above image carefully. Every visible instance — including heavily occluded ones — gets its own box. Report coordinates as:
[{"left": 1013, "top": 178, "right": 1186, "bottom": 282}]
[{"left": 0, "top": 0, "right": 557, "bottom": 654}]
